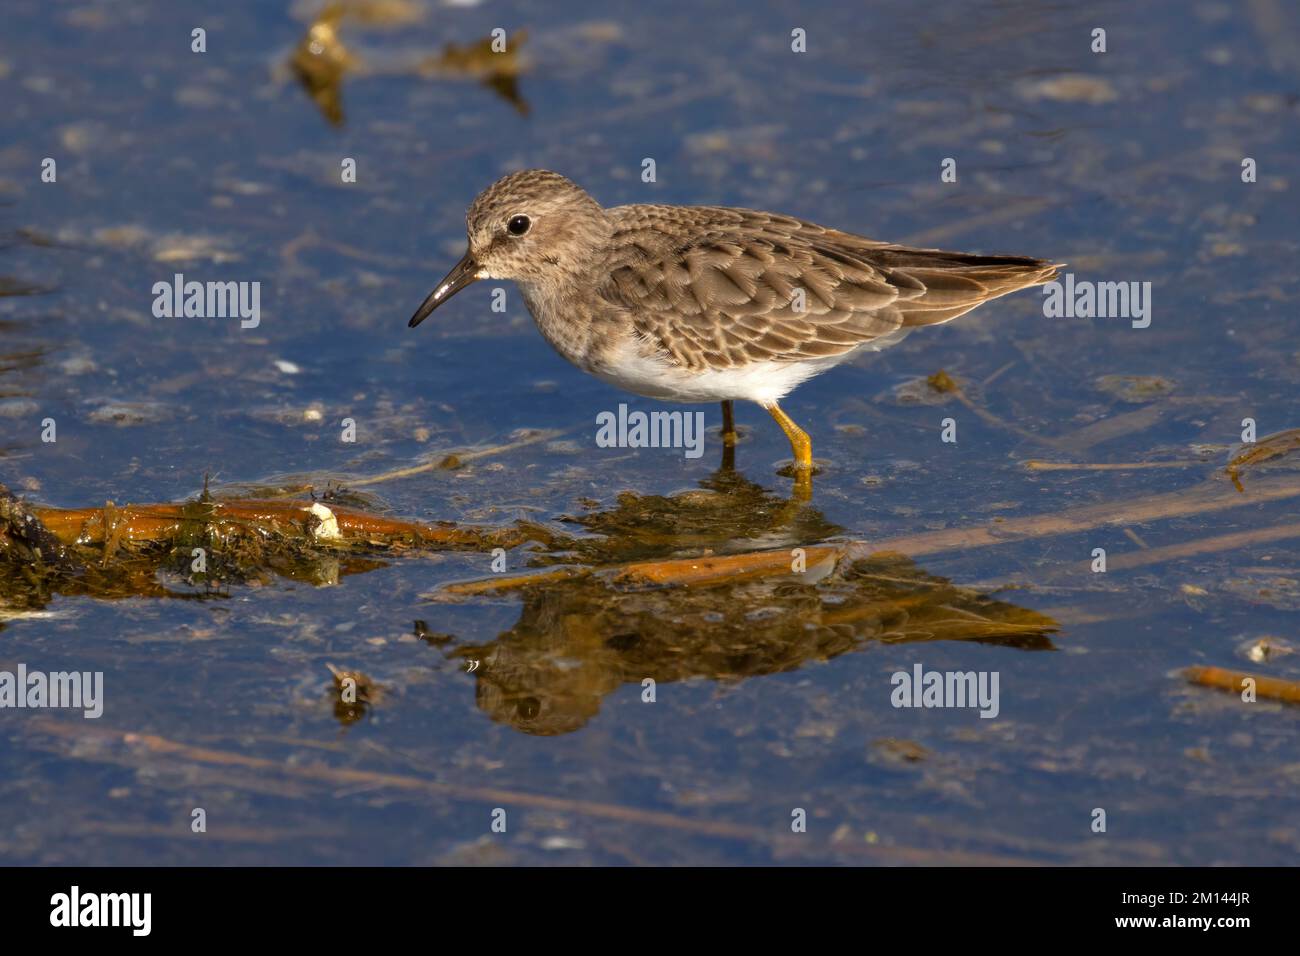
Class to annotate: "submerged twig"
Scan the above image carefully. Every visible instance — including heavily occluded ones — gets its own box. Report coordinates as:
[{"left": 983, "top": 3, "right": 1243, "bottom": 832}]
[
  {"left": 438, "top": 474, "right": 1300, "bottom": 594},
  {"left": 1107, "top": 522, "right": 1300, "bottom": 571},
  {"left": 926, "top": 369, "right": 1066, "bottom": 451},
  {"left": 1183, "top": 666, "right": 1300, "bottom": 705},
  {"left": 1225, "top": 428, "right": 1300, "bottom": 493},
  {"left": 1023, "top": 460, "right": 1198, "bottom": 471},
  {"left": 28, "top": 717, "right": 1036, "bottom": 865},
  {"left": 616, "top": 545, "right": 843, "bottom": 587},
  {"left": 441, "top": 566, "right": 590, "bottom": 596},
  {"left": 29, "top": 498, "right": 526, "bottom": 550},
  {"left": 349, "top": 428, "right": 564, "bottom": 487}
]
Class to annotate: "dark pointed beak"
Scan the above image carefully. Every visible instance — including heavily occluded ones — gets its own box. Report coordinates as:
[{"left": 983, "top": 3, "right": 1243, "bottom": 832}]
[{"left": 408, "top": 251, "right": 481, "bottom": 328}]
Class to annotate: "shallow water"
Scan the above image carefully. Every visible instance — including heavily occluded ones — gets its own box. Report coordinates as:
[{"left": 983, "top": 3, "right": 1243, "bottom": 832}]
[{"left": 1, "top": 0, "right": 1298, "bottom": 864}]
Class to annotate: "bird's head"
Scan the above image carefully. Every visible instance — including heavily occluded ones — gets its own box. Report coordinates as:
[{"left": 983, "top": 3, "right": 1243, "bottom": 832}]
[{"left": 408, "top": 169, "right": 611, "bottom": 328}]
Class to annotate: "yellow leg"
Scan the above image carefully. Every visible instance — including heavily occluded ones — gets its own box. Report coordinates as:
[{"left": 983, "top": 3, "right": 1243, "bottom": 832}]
[
  {"left": 763, "top": 402, "right": 813, "bottom": 470},
  {"left": 720, "top": 400, "right": 738, "bottom": 447}
]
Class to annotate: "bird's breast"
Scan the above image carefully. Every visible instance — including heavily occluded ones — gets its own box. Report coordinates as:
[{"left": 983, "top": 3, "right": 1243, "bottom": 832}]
[{"left": 518, "top": 288, "right": 601, "bottom": 370}]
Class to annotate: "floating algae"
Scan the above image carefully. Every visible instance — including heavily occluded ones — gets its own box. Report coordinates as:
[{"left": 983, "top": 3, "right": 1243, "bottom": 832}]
[{"left": 0, "top": 479, "right": 551, "bottom": 611}]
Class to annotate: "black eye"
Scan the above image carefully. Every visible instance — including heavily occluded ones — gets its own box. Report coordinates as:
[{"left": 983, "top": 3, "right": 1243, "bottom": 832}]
[{"left": 507, "top": 215, "right": 531, "bottom": 236}]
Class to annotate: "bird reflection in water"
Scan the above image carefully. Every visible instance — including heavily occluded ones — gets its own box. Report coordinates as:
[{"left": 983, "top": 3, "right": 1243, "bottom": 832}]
[{"left": 434, "top": 464, "right": 1058, "bottom": 735}]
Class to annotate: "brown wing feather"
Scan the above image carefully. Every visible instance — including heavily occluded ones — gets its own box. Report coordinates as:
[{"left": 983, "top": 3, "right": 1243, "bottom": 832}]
[{"left": 600, "top": 205, "right": 1058, "bottom": 371}]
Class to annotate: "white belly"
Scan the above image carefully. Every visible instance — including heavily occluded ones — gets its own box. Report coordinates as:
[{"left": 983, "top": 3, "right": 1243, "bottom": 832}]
[{"left": 590, "top": 342, "right": 856, "bottom": 405}]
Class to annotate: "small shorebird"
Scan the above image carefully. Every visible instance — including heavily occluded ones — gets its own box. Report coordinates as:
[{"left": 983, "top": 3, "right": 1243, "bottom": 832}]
[{"left": 409, "top": 170, "right": 1057, "bottom": 488}]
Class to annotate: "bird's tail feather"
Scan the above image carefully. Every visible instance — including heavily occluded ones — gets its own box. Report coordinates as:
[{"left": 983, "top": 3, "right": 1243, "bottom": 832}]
[{"left": 880, "top": 251, "right": 1062, "bottom": 328}]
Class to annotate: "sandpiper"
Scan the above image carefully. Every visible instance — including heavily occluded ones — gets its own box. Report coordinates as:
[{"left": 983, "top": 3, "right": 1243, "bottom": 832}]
[{"left": 408, "top": 170, "right": 1057, "bottom": 488}]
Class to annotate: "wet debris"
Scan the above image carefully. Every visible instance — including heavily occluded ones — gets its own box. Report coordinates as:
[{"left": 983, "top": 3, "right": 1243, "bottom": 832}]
[
  {"left": 291, "top": 3, "right": 357, "bottom": 126},
  {"left": 289, "top": 3, "right": 529, "bottom": 126},
  {"left": 926, "top": 369, "right": 960, "bottom": 394},
  {"left": 85, "top": 400, "right": 174, "bottom": 427},
  {"left": 1225, "top": 427, "right": 1300, "bottom": 492},
  {"left": 0, "top": 482, "right": 77, "bottom": 569},
  {"left": 413, "top": 619, "right": 453, "bottom": 646},
  {"left": 1237, "top": 636, "right": 1294, "bottom": 663},
  {"left": 326, "top": 662, "right": 381, "bottom": 724},
  {"left": 871, "top": 738, "right": 932, "bottom": 765},
  {"left": 0, "top": 479, "right": 547, "bottom": 611},
  {"left": 1017, "top": 74, "right": 1118, "bottom": 104},
  {"left": 1094, "top": 374, "right": 1177, "bottom": 403},
  {"left": 419, "top": 30, "right": 530, "bottom": 116}
]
